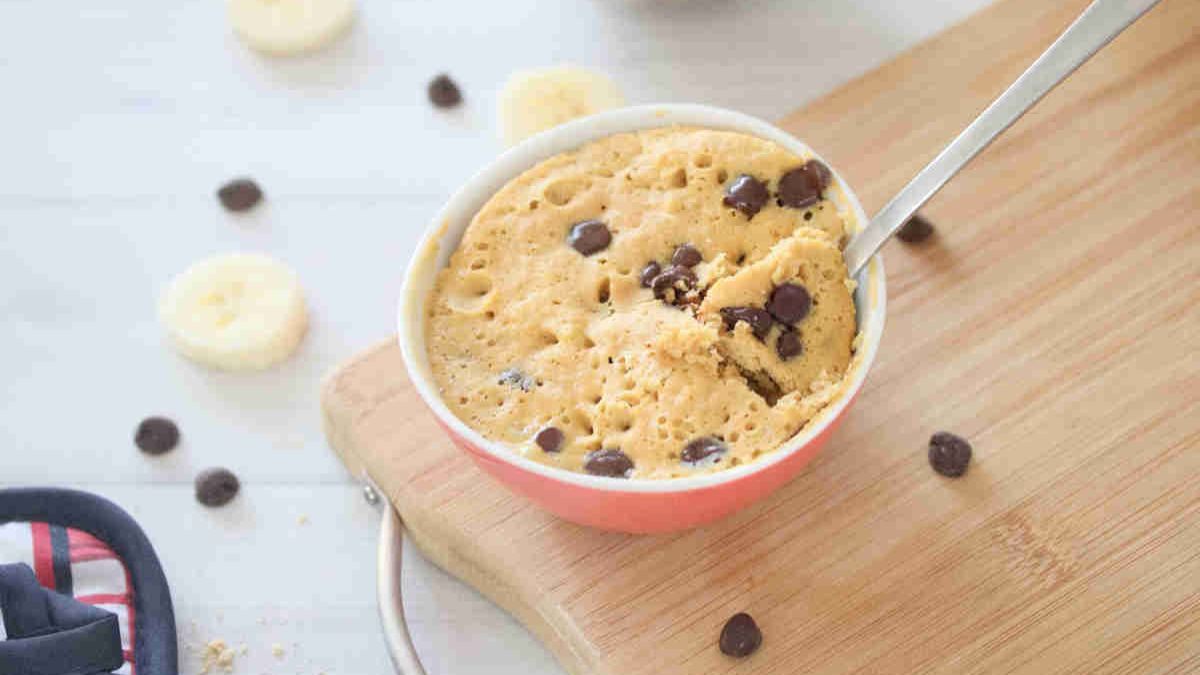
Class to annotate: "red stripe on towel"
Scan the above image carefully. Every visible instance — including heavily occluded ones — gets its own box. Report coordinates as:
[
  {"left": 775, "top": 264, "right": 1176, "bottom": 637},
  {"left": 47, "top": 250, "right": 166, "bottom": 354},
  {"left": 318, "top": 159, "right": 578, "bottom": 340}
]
[
  {"left": 76, "top": 593, "right": 130, "bottom": 606},
  {"left": 124, "top": 563, "right": 137, "bottom": 673},
  {"left": 30, "top": 521, "right": 56, "bottom": 589},
  {"left": 67, "top": 528, "right": 118, "bottom": 562}
]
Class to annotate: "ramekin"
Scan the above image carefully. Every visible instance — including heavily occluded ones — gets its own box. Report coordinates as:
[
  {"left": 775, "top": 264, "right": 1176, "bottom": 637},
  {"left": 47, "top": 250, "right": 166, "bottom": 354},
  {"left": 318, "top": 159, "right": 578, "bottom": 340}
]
[{"left": 399, "top": 104, "right": 886, "bottom": 534}]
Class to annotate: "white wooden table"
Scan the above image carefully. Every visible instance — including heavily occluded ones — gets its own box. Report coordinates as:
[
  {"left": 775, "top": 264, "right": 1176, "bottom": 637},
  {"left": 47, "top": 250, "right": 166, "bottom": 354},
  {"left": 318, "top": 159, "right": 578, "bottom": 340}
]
[{"left": 0, "top": 1, "right": 989, "bottom": 672}]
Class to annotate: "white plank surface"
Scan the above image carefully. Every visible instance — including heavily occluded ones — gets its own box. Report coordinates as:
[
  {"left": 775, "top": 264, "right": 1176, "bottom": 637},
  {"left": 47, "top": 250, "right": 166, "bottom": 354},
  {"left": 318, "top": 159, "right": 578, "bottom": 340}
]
[{"left": 0, "top": 0, "right": 989, "bottom": 672}]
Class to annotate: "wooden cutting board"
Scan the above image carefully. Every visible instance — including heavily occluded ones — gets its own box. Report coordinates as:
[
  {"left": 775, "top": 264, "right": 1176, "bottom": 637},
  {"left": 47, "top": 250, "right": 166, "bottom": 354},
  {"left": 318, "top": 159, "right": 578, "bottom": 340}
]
[{"left": 321, "top": 0, "right": 1200, "bottom": 672}]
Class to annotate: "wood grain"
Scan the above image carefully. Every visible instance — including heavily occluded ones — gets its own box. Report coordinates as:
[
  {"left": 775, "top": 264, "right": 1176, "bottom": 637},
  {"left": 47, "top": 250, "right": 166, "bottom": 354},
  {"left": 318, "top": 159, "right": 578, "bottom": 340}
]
[{"left": 321, "top": 0, "right": 1200, "bottom": 672}]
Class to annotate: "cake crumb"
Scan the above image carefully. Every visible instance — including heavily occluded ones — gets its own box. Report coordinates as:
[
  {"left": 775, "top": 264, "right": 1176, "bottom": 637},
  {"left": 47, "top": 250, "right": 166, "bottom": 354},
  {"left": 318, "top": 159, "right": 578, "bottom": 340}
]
[
  {"left": 272, "top": 643, "right": 286, "bottom": 658},
  {"left": 297, "top": 514, "right": 310, "bottom": 525},
  {"left": 200, "top": 639, "right": 237, "bottom": 673}
]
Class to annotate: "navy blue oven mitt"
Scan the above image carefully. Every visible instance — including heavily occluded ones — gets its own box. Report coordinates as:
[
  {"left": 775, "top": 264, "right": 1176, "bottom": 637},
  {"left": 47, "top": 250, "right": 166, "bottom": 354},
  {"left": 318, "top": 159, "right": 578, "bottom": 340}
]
[{"left": 0, "top": 488, "right": 177, "bottom": 675}]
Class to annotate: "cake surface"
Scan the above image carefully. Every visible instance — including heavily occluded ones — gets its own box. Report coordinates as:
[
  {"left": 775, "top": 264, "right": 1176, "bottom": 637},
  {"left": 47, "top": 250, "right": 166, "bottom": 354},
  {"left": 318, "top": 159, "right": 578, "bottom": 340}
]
[{"left": 426, "top": 127, "right": 857, "bottom": 479}]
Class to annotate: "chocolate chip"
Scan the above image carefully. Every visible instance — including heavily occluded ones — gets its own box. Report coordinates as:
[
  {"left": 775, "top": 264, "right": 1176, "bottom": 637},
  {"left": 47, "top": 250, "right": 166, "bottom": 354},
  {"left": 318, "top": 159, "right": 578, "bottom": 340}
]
[
  {"left": 723, "top": 174, "right": 769, "bottom": 218},
  {"left": 738, "top": 366, "right": 782, "bottom": 407},
  {"left": 896, "top": 214, "right": 935, "bottom": 243},
  {"left": 651, "top": 265, "right": 697, "bottom": 303},
  {"left": 720, "top": 307, "right": 772, "bottom": 340},
  {"left": 195, "top": 468, "right": 240, "bottom": 507},
  {"left": 639, "top": 261, "right": 662, "bottom": 288},
  {"left": 499, "top": 367, "right": 536, "bottom": 392},
  {"left": 134, "top": 416, "right": 179, "bottom": 455},
  {"left": 427, "top": 74, "right": 462, "bottom": 108},
  {"left": 777, "top": 160, "right": 832, "bottom": 209},
  {"left": 568, "top": 220, "right": 611, "bottom": 256},
  {"left": 928, "top": 431, "right": 972, "bottom": 477},
  {"left": 535, "top": 426, "right": 564, "bottom": 453},
  {"left": 719, "top": 613, "right": 762, "bottom": 658},
  {"left": 776, "top": 330, "right": 802, "bottom": 361},
  {"left": 766, "top": 283, "right": 811, "bottom": 325},
  {"left": 672, "top": 243, "right": 702, "bottom": 268},
  {"left": 216, "top": 178, "right": 263, "bottom": 212},
  {"left": 584, "top": 448, "right": 633, "bottom": 478},
  {"left": 682, "top": 436, "right": 726, "bottom": 466}
]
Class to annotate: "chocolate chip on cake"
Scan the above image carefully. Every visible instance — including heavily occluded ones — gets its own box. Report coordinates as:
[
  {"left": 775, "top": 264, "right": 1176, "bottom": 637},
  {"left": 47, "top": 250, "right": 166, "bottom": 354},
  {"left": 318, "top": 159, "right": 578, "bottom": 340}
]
[
  {"left": 216, "top": 178, "right": 263, "bottom": 212},
  {"left": 135, "top": 416, "right": 180, "bottom": 455},
  {"left": 896, "top": 214, "right": 935, "bottom": 243},
  {"left": 720, "top": 307, "right": 773, "bottom": 340},
  {"left": 681, "top": 436, "right": 726, "bottom": 466},
  {"left": 719, "top": 612, "right": 762, "bottom": 658},
  {"left": 776, "top": 330, "right": 802, "bottom": 361},
  {"left": 499, "top": 367, "right": 536, "bottom": 392},
  {"left": 584, "top": 448, "right": 634, "bottom": 478},
  {"left": 723, "top": 174, "right": 769, "bottom": 218},
  {"left": 195, "top": 468, "right": 240, "bottom": 507},
  {"left": 651, "top": 265, "right": 697, "bottom": 303},
  {"left": 427, "top": 73, "right": 462, "bottom": 108},
  {"left": 639, "top": 261, "right": 662, "bottom": 288},
  {"left": 671, "top": 243, "right": 702, "bottom": 268},
  {"left": 567, "top": 220, "right": 612, "bottom": 256},
  {"left": 766, "top": 283, "right": 812, "bottom": 325},
  {"left": 738, "top": 366, "right": 783, "bottom": 407},
  {"left": 777, "top": 159, "right": 832, "bottom": 209},
  {"left": 928, "top": 431, "right": 972, "bottom": 477},
  {"left": 535, "top": 426, "right": 564, "bottom": 453}
]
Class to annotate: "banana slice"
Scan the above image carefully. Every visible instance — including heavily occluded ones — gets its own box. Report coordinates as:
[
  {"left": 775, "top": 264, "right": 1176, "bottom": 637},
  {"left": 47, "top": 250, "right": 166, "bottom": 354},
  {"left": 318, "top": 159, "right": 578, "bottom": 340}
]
[
  {"left": 499, "top": 66, "right": 626, "bottom": 147},
  {"left": 159, "top": 253, "right": 308, "bottom": 371},
  {"left": 228, "top": 0, "right": 356, "bottom": 56}
]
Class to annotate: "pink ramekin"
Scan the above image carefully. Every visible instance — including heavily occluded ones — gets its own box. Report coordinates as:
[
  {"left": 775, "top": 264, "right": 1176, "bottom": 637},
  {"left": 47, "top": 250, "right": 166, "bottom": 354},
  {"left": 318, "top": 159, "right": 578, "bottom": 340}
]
[{"left": 398, "top": 104, "right": 886, "bottom": 534}]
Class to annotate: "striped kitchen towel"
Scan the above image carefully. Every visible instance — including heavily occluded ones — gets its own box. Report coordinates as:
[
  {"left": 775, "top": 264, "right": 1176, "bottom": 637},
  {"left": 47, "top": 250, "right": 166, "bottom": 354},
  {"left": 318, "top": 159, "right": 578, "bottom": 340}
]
[
  {"left": 0, "top": 523, "right": 133, "bottom": 673},
  {"left": 0, "top": 488, "right": 177, "bottom": 675}
]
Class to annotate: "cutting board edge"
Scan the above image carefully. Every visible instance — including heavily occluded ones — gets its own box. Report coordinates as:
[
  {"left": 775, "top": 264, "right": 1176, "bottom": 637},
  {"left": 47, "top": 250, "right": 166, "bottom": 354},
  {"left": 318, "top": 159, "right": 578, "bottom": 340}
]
[{"left": 319, "top": 340, "right": 602, "bottom": 675}]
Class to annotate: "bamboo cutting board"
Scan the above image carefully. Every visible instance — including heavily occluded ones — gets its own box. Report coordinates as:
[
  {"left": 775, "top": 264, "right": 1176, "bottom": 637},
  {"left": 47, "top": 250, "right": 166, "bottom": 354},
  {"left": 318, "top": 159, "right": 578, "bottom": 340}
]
[{"left": 321, "top": 0, "right": 1200, "bottom": 672}]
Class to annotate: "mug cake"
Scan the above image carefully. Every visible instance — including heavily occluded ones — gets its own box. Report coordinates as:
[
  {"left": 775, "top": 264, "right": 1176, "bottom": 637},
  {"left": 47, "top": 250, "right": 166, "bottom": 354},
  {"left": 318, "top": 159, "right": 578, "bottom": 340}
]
[{"left": 424, "top": 127, "right": 858, "bottom": 479}]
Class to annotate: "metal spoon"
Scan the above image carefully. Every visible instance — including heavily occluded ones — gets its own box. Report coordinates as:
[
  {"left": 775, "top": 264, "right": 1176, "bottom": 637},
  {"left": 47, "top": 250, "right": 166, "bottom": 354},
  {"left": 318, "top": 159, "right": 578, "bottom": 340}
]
[{"left": 842, "top": 0, "right": 1161, "bottom": 277}]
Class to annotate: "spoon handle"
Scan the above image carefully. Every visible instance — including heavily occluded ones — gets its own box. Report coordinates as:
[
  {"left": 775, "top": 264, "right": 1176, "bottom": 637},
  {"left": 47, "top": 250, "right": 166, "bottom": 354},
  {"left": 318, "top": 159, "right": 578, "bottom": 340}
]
[{"left": 842, "top": 0, "right": 1161, "bottom": 276}]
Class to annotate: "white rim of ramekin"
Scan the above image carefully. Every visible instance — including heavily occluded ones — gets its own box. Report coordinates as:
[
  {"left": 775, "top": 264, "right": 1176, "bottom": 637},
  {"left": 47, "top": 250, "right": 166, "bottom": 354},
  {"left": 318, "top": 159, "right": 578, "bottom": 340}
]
[{"left": 398, "top": 103, "right": 886, "bottom": 494}]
